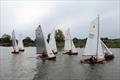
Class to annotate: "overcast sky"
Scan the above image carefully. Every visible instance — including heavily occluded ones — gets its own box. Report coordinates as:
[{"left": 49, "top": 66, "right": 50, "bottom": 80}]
[{"left": 0, "top": 0, "right": 120, "bottom": 39}]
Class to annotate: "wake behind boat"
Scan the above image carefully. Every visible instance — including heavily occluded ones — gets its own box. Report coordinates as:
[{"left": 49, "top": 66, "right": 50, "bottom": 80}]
[
  {"left": 35, "top": 25, "right": 56, "bottom": 60},
  {"left": 64, "top": 28, "right": 78, "bottom": 55}
]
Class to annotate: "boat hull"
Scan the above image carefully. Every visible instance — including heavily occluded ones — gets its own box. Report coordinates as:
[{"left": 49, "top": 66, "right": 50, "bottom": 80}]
[
  {"left": 64, "top": 52, "right": 78, "bottom": 55},
  {"left": 105, "top": 54, "right": 114, "bottom": 61},
  {"left": 53, "top": 52, "right": 58, "bottom": 55},
  {"left": 37, "top": 54, "right": 56, "bottom": 60},
  {"left": 47, "top": 56, "right": 56, "bottom": 60},
  {"left": 19, "top": 49, "right": 24, "bottom": 52},
  {"left": 80, "top": 58, "right": 105, "bottom": 64},
  {"left": 11, "top": 51, "right": 19, "bottom": 54}
]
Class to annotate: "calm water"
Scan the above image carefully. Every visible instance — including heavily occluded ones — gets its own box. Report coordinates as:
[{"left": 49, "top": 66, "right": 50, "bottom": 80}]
[{"left": 0, "top": 47, "right": 120, "bottom": 80}]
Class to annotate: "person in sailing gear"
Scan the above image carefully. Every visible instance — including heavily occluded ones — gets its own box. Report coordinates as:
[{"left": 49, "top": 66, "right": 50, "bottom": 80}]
[
  {"left": 89, "top": 56, "right": 97, "bottom": 63},
  {"left": 42, "top": 51, "right": 47, "bottom": 58},
  {"left": 69, "top": 50, "right": 72, "bottom": 54}
]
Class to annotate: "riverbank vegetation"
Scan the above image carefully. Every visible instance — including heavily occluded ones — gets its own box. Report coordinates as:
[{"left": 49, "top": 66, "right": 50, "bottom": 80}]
[{"left": 0, "top": 30, "right": 120, "bottom": 48}]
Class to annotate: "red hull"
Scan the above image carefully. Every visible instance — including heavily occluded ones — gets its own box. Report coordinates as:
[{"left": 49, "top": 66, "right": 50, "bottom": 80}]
[{"left": 37, "top": 54, "right": 56, "bottom": 60}]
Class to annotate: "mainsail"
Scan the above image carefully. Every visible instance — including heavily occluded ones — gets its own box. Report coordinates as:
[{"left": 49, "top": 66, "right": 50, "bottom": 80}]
[
  {"left": 35, "top": 25, "right": 47, "bottom": 54},
  {"left": 64, "top": 28, "right": 72, "bottom": 52},
  {"left": 12, "top": 30, "right": 19, "bottom": 52},
  {"left": 49, "top": 29, "right": 57, "bottom": 53},
  {"left": 64, "top": 28, "right": 77, "bottom": 53},
  {"left": 83, "top": 17, "right": 104, "bottom": 58},
  {"left": 35, "top": 25, "right": 55, "bottom": 58}
]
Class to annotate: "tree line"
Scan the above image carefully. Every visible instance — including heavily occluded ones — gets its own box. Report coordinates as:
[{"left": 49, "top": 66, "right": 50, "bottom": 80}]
[{"left": 0, "top": 29, "right": 120, "bottom": 48}]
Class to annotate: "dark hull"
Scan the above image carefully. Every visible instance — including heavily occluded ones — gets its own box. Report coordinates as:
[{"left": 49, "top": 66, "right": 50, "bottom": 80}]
[
  {"left": 11, "top": 51, "right": 19, "bottom": 54},
  {"left": 19, "top": 49, "right": 24, "bottom": 52},
  {"left": 53, "top": 52, "right": 58, "bottom": 55},
  {"left": 105, "top": 54, "right": 114, "bottom": 61},
  {"left": 47, "top": 56, "right": 56, "bottom": 60},
  {"left": 64, "top": 52, "right": 78, "bottom": 55}
]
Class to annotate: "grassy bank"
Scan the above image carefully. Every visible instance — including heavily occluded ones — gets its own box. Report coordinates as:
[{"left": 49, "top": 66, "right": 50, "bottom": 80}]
[
  {"left": 0, "top": 39, "right": 120, "bottom": 48},
  {"left": 0, "top": 42, "right": 120, "bottom": 48}
]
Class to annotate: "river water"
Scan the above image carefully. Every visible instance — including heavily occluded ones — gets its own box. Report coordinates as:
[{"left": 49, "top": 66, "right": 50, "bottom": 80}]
[{"left": 0, "top": 47, "right": 120, "bottom": 80}]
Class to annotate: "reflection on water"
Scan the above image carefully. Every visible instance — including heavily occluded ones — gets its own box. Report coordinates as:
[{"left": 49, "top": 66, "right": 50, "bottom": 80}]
[{"left": 0, "top": 47, "right": 120, "bottom": 80}]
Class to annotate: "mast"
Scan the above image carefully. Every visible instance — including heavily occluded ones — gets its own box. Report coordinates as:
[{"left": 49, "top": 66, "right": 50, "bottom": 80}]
[{"left": 96, "top": 16, "right": 99, "bottom": 57}]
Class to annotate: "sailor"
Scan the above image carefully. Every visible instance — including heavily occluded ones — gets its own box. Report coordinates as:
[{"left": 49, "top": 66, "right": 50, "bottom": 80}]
[
  {"left": 89, "top": 56, "right": 97, "bottom": 63},
  {"left": 42, "top": 51, "right": 47, "bottom": 58},
  {"left": 69, "top": 50, "right": 72, "bottom": 55}
]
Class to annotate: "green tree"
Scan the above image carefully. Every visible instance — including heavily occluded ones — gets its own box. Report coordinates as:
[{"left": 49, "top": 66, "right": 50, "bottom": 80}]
[
  {"left": 23, "top": 37, "right": 35, "bottom": 46},
  {"left": 47, "top": 29, "right": 64, "bottom": 43},
  {"left": 55, "top": 29, "right": 64, "bottom": 42},
  {"left": 0, "top": 34, "right": 11, "bottom": 46},
  {"left": 73, "top": 37, "right": 79, "bottom": 43}
]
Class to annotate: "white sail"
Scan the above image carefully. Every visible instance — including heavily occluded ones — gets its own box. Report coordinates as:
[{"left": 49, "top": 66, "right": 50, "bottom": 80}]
[
  {"left": 97, "top": 37, "right": 104, "bottom": 58},
  {"left": 18, "top": 38, "right": 24, "bottom": 50},
  {"left": 45, "top": 37, "right": 55, "bottom": 58},
  {"left": 64, "top": 28, "right": 77, "bottom": 53},
  {"left": 35, "top": 25, "right": 47, "bottom": 54},
  {"left": 83, "top": 17, "right": 104, "bottom": 58},
  {"left": 71, "top": 41, "right": 77, "bottom": 53},
  {"left": 101, "top": 40, "right": 113, "bottom": 55},
  {"left": 35, "top": 25, "right": 55, "bottom": 58},
  {"left": 12, "top": 30, "right": 19, "bottom": 52},
  {"left": 64, "top": 28, "right": 72, "bottom": 52},
  {"left": 49, "top": 29, "right": 57, "bottom": 53}
]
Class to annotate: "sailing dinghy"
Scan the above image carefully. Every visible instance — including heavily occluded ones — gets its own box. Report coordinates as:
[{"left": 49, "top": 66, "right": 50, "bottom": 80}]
[
  {"left": 80, "top": 17, "right": 106, "bottom": 64},
  {"left": 48, "top": 29, "right": 57, "bottom": 54},
  {"left": 11, "top": 30, "right": 19, "bottom": 54},
  {"left": 18, "top": 38, "right": 24, "bottom": 51},
  {"left": 64, "top": 28, "right": 78, "bottom": 55},
  {"left": 35, "top": 25, "right": 56, "bottom": 60}
]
